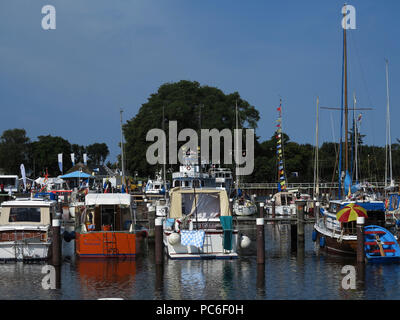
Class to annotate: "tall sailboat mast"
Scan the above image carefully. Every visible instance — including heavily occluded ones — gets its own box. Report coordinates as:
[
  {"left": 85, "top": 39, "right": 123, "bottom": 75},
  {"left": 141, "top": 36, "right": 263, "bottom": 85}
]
[
  {"left": 338, "top": 6, "right": 349, "bottom": 199},
  {"left": 343, "top": 16, "right": 349, "bottom": 174},
  {"left": 235, "top": 100, "right": 239, "bottom": 193},
  {"left": 163, "top": 105, "right": 167, "bottom": 199},
  {"left": 313, "top": 97, "right": 320, "bottom": 199},
  {"left": 120, "top": 108, "right": 126, "bottom": 189},
  {"left": 385, "top": 58, "right": 393, "bottom": 192}
]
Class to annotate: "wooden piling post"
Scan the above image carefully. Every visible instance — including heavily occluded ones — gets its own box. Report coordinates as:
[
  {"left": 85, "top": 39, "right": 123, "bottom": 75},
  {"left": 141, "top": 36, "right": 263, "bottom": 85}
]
[
  {"left": 315, "top": 201, "right": 320, "bottom": 221},
  {"left": 51, "top": 219, "right": 61, "bottom": 266},
  {"left": 155, "top": 218, "right": 164, "bottom": 265},
  {"left": 271, "top": 198, "right": 276, "bottom": 218},
  {"left": 357, "top": 216, "right": 365, "bottom": 264},
  {"left": 256, "top": 218, "right": 265, "bottom": 264},
  {"left": 296, "top": 200, "right": 305, "bottom": 243},
  {"left": 259, "top": 202, "right": 264, "bottom": 218}
]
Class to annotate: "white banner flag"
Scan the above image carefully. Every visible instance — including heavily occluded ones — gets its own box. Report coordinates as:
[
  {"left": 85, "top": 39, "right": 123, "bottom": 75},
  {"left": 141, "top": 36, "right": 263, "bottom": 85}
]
[
  {"left": 20, "top": 164, "right": 26, "bottom": 191},
  {"left": 71, "top": 153, "right": 75, "bottom": 166},
  {"left": 58, "top": 153, "right": 63, "bottom": 173},
  {"left": 83, "top": 153, "right": 87, "bottom": 165}
]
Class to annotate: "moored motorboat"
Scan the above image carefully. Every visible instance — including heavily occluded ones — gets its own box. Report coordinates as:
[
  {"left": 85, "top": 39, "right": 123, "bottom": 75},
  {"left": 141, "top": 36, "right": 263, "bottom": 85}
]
[
  {"left": 0, "top": 197, "right": 57, "bottom": 261},
  {"left": 264, "top": 191, "right": 297, "bottom": 216},
  {"left": 162, "top": 187, "right": 249, "bottom": 259},
  {"left": 74, "top": 193, "right": 147, "bottom": 258}
]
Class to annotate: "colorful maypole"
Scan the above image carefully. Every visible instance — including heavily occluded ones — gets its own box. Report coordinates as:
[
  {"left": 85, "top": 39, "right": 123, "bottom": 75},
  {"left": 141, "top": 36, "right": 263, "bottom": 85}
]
[{"left": 276, "top": 99, "right": 287, "bottom": 192}]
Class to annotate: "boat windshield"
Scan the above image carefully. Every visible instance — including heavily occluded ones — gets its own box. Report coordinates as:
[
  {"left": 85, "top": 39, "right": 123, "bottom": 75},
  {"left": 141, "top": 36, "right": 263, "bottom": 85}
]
[{"left": 9, "top": 207, "right": 41, "bottom": 222}]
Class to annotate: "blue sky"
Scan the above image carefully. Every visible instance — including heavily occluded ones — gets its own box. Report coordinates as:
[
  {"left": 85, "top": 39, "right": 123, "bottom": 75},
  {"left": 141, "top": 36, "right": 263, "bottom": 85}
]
[{"left": 0, "top": 0, "right": 399, "bottom": 164}]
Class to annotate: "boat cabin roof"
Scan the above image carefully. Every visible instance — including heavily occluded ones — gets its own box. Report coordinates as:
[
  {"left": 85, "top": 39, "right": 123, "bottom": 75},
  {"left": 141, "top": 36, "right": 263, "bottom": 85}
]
[
  {"left": 168, "top": 187, "right": 231, "bottom": 219},
  {"left": 328, "top": 199, "right": 385, "bottom": 212},
  {"left": 85, "top": 193, "right": 132, "bottom": 206},
  {"left": 1, "top": 198, "right": 56, "bottom": 207},
  {"left": 0, "top": 199, "right": 55, "bottom": 226}
]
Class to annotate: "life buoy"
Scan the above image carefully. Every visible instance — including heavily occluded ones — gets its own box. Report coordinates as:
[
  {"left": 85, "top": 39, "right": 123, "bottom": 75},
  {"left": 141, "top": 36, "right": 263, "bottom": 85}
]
[{"left": 186, "top": 165, "right": 191, "bottom": 171}]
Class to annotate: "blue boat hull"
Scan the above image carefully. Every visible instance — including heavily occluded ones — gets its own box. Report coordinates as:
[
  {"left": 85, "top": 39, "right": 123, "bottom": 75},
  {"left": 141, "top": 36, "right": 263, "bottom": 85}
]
[{"left": 364, "top": 225, "right": 400, "bottom": 263}]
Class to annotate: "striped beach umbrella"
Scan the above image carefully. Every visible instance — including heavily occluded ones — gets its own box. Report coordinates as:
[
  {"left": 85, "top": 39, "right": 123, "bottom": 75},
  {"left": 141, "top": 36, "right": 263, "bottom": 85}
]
[{"left": 336, "top": 203, "right": 368, "bottom": 222}]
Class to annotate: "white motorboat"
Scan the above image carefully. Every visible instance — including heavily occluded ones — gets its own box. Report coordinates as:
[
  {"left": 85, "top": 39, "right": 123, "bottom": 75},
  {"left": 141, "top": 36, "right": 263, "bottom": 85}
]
[
  {"left": 0, "top": 197, "right": 57, "bottom": 261},
  {"left": 163, "top": 187, "right": 249, "bottom": 259},
  {"left": 265, "top": 192, "right": 297, "bottom": 216}
]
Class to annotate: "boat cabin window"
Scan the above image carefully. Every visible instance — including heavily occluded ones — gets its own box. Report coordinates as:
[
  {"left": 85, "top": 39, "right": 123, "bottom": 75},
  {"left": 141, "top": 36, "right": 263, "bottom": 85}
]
[
  {"left": 84, "top": 205, "right": 132, "bottom": 231},
  {"left": 173, "top": 180, "right": 180, "bottom": 188},
  {"left": 181, "top": 193, "right": 220, "bottom": 219},
  {"left": 9, "top": 207, "right": 41, "bottom": 222}
]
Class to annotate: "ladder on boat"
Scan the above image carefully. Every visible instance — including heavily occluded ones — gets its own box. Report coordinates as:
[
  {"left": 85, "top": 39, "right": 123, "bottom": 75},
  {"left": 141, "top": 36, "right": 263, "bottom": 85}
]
[{"left": 103, "top": 232, "right": 118, "bottom": 256}]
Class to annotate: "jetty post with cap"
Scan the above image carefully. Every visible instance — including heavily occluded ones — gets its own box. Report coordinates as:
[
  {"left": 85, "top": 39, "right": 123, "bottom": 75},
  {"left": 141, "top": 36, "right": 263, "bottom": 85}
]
[
  {"left": 155, "top": 217, "right": 164, "bottom": 265},
  {"left": 51, "top": 218, "right": 62, "bottom": 266},
  {"left": 256, "top": 218, "right": 265, "bottom": 264},
  {"left": 356, "top": 216, "right": 365, "bottom": 263},
  {"left": 296, "top": 200, "right": 306, "bottom": 244},
  {"left": 271, "top": 198, "right": 276, "bottom": 218},
  {"left": 259, "top": 202, "right": 264, "bottom": 218}
]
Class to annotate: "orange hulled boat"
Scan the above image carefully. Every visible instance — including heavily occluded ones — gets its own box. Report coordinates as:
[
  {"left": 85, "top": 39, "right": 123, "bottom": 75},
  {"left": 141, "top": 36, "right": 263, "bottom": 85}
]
[{"left": 74, "top": 193, "right": 146, "bottom": 258}]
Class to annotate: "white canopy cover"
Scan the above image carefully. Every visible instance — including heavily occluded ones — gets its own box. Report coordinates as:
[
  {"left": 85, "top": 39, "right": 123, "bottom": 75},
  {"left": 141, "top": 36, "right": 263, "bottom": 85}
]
[{"left": 85, "top": 193, "right": 132, "bottom": 206}]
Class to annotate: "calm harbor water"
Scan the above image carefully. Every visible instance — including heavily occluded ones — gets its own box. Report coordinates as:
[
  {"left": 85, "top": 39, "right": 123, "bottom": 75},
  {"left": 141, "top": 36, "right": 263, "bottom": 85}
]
[{"left": 0, "top": 223, "right": 399, "bottom": 300}]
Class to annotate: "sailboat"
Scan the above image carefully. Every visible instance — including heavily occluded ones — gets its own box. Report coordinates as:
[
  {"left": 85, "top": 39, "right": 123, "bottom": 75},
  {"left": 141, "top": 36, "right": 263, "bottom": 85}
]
[
  {"left": 313, "top": 6, "right": 387, "bottom": 256},
  {"left": 383, "top": 59, "right": 400, "bottom": 227},
  {"left": 264, "top": 99, "right": 297, "bottom": 216},
  {"left": 232, "top": 101, "right": 257, "bottom": 216}
]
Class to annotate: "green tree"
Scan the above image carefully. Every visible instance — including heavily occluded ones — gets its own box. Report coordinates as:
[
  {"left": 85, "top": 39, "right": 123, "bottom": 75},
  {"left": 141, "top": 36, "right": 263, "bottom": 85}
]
[
  {"left": 123, "top": 80, "right": 260, "bottom": 177},
  {"left": 31, "top": 135, "right": 72, "bottom": 176},
  {"left": 86, "top": 143, "right": 109, "bottom": 165},
  {"left": 0, "top": 129, "right": 30, "bottom": 174}
]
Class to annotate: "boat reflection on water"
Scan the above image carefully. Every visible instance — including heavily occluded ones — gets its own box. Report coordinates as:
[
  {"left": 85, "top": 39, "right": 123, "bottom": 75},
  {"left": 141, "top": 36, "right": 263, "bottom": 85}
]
[{"left": 76, "top": 258, "right": 137, "bottom": 299}]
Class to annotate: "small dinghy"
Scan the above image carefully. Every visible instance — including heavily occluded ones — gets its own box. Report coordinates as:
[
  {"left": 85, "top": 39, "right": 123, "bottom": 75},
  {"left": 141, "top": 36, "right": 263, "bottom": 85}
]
[{"left": 364, "top": 225, "right": 400, "bottom": 263}]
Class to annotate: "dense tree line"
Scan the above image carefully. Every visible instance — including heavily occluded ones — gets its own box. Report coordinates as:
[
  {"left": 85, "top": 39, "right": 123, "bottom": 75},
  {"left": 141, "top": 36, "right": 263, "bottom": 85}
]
[
  {"left": 1, "top": 80, "right": 397, "bottom": 184},
  {"left": 123, "top": 80, "right": 399, "bottom": 184},
  {"left": 0, "top": 129, "right": 109, "bottom": 177}
]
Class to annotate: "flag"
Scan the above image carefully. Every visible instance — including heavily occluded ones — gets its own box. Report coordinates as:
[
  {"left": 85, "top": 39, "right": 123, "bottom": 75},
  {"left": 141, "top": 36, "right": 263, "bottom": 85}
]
[
  {"left": 71, "top": 153, "right": 75, "bottom": 166},
  {"left": 277, "top": 106, "right": 281, "bottom": 111},
  {"left": 20, "top": 164, "right": 26, "bottom": 191},
  {"left": 58, "top": 153, "right": 63, "bottom": 173},
  {"left": 83, "top": 153, "right": 87, "bottom": 165},
  {"left": 80, "top": 179, "right": 89, "bottom": 189},
  {"left": 357, "top": 114, "right": 362, "bottom": 122}
]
